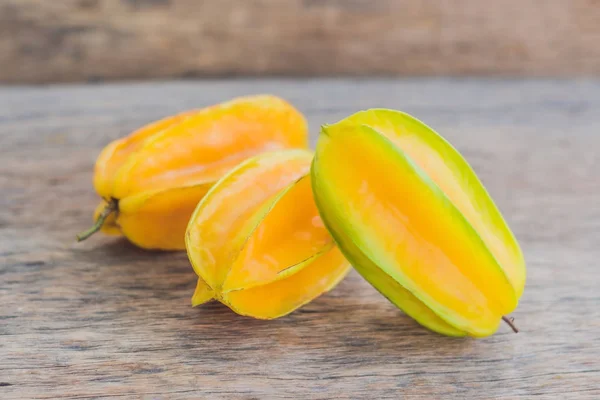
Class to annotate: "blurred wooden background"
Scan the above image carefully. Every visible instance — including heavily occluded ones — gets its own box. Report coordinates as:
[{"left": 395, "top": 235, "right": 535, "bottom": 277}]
[{"left": 1, "top": 0, "right": 600, "bottom": 83}]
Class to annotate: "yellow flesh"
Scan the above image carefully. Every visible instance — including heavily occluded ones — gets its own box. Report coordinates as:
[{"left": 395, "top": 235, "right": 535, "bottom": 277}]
[
  {"left": 315, "top": 125, "right": 516, "bottom": 335},
  {"left": 344, "top": 110, "right": 525, "bottom": 297},
  {"left": 186, "top": 150, "right": 350, "bottom": 319},
  {"left": 224, "top": 246, "right": 349, "bottom": 319},
  {"left": 186, "top": 150, "right": 314, "bottom": 288},
  {"left": 222, "top": 176, "right": 333, "bottom": 292}
]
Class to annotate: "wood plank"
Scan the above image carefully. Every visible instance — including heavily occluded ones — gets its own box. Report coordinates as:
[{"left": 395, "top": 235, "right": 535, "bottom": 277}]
[
  {"left": 1, "top": 0, "right": 600, "bottom": 83},
  {"left": 1, "top": 79, "right": 599, "bottom": 398}
]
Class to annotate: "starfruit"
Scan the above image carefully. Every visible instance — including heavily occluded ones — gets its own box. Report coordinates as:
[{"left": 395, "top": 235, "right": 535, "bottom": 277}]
[
  {"left": 311, "top": 109, "right": 526, "bottom": 337},
  {"left": 186, "top": 149, "right": 350, "bottom": 319},
  {"left": 77, "top": 95, "right": 308, "bottom": 250}
]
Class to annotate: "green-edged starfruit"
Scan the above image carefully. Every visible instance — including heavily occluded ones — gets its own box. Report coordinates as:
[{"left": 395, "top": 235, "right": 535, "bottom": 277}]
[{"left": 311, "top": 109, "right": 525, "bottom": 337}]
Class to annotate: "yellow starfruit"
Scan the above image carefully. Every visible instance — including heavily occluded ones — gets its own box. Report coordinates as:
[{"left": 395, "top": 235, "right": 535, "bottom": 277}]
[
  {"left": 311, "top": 109, "right": 526, "bottom": 337},
  {"left": 186, "top": 150, "right": 350, "bottom": 319},
  {"left": 77, "top": 94, "right": 308, "bottom": 250}
]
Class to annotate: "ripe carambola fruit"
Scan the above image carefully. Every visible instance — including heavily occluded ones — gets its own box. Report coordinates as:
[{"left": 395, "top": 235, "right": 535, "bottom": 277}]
[
  {"left": 78, "top": 95, "right": 308, "bottom": 249},
  {"left": 186, "top": 149, "right": 350, "bottom": 319},
  {"left": 311, "top": 109, "right": 526, "bottom": 337}
]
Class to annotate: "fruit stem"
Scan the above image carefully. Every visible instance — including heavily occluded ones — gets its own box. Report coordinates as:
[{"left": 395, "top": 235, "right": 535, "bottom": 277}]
[
  {"left": 502, "top": 315, "right": 519, "bottom": 333},
  {"left": 76, "top": 198, "right": 118, "bottom": 242}
]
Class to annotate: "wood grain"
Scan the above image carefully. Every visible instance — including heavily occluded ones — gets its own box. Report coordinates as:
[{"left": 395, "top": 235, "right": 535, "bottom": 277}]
[
  {"left": 2, "top": 0, "right": 600, "bottom": 83},
  {"left": 1, "top": 79, "right": 600, "bottom": 399}
]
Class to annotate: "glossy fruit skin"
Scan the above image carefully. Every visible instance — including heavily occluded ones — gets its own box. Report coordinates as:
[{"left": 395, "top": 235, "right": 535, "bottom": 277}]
[
  {"left": 88, "top": 94, "right": 308, "bottom": 249},
  {"left": 311, "top": 109, "right": 525, "bottom": 337},
  {"left": 186, "top": 150, "right": 350, "bottom": 319}
]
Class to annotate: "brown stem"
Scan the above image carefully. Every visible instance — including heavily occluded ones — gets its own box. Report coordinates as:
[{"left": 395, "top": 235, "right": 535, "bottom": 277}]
[
  {"left": 76, "top": 199, "right": 118, "bottom": 242},
  {"left": 502, "top": 315, "right": 519, "bottom": 333}
]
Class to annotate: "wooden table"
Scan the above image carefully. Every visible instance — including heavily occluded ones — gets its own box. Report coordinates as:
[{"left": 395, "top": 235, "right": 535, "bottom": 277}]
[{"left": 1, "top": 79, "right": 599, "bottom": 399}]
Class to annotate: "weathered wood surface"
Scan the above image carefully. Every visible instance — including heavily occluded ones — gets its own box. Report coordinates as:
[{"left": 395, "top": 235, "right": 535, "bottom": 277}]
[
  {"left": 1, "top": 79, "right": 599, "bottom": 399},
  {"left": 2, "top": 0, "right": 600, "bottom": 84}
]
